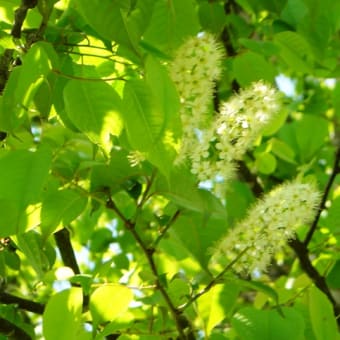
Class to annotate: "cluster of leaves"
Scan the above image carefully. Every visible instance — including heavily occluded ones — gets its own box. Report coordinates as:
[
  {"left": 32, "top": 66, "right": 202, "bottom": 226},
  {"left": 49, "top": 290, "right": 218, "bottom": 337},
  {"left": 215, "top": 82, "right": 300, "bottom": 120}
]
[{"left": 0, "top": 0, "right": 340, "bottom": 339}]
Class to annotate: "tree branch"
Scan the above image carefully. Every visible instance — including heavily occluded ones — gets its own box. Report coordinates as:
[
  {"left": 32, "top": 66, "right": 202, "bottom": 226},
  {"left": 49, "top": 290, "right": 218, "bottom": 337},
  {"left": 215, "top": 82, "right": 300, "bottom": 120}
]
[
  {"left": 304, "top": 147, "right": 340, "bottom": 246},
  {"left": 288, "top": 238, "right": 340, "bottom": 323},
  {"left": 105, "top": 197, "right": 190, "bottom": 339},
  {"left": 54, "top": 228, "right": 81, "bottom": 275},
  {"left": 0, "top": 317, "right": 32, "bottom": 340},
  {"left": 11, "top": 0, "right": 38, "bottom": 39},
  {"left": 0, "top": 292, "right": 45, "bottom": 314}
]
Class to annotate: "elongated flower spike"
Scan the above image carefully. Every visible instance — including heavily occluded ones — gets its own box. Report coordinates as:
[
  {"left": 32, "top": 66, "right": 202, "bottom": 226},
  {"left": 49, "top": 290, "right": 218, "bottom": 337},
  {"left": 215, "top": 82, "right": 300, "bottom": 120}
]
[
  {"left": 211, "top": 179, "right": 320, "bottom": 274},
  {"left": 169, "top": 33, "right": 224, "bottom": 164}
]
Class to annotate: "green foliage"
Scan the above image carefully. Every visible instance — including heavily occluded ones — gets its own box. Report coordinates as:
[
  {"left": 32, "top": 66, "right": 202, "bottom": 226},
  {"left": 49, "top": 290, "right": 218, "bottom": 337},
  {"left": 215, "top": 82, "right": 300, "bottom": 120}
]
[{"left": 0, "top": 1, "right": 340, "bottom": 339}]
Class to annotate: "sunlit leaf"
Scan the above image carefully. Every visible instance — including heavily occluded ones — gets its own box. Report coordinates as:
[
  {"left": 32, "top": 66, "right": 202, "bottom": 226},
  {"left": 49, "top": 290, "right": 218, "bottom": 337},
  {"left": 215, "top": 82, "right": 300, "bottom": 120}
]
[
  {"left": 0, "top": 147, "right": 51, "bottom": 236},
  {"left": 64, "top": 80, "right": 123, "bottom": 153},
  {"left": 308, "top": 286, "right": 340, "bottom": 340},
  {"left": 43, "top": 288, "right": 83, "bottom": 340},
  {"left": 90, "top": 285, "right": 133, "bottom": 325}
]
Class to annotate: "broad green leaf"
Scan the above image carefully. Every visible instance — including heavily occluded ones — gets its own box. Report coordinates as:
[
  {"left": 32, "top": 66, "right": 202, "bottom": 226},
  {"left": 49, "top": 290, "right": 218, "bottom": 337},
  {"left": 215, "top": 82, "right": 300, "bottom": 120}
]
[
  {"left": 231, "top": 307, "right": 305, "bottom": 340},
  {"left": 90, "top": 285, "right": 133, "bottom": 325},
  {"left": 198, "top": 2, "right": 226, "bottom": 34},
  {"left": 169, "top": 211, "right": 226, "bottom": 269},
  {"left": 16, "top": 230, "right": 51, "bottom": 278},
  {"left": 255, "top": 152, "right": 277, "bottom": 174},
  {"left": 280, "top": 0, "right": 308, "bottom": 29},
  {"left": 144, "top": 55, "right": 181, "bottom": 141},
  {"left": 0, "top": 42, "right": 51, "bottom": 131},
  {"left": 233, "top": 51, "right": 276, "bottom": 86},
  {"left": 268, "top": 138, "right": 296, "bottom": 164},
  {"left": 262, "top": 106, "right": 288, "bottom": 136},
  {"left": 0, "top": 147, "right": 51, "bottom": 236},
  {"left": 122, "top": 80, "right": 163, "bottom": 151},
  {"left": 225, "top": 180, "right": 255, "bottom": 225},
  {"left": 239, "top": 38, "right": 279, "bottom": 57},
  {"left": 143, "top": 0, "right": 200, "bottom": 55},
  {"left": 322, "top": 196, "right": 340, "bottom": 237},
  {"left": 238, "top": 280, "right": 280, "bottom": 308},
  {"left": 197, "top": 283, "right": 240, "bottom": 335},
  {"left": 122, "top": 80, "right": 175, "bottom": 176},
  {"left": 41, "top": 189, "right": 88, "bottom": 239},
  {"left": 63, "top": 80, "right": 123, "bottom": 154},
  {"left": 326, "top": 260, "right": 340, "bottom": 289},
  {"left": 75, "top": 0, "right": 144, "bottom": 56},
  {"left": 167, "top": 278, "right": 190, "bottom": 307},
  {"left": 308, "top": 286, "right": 340, "bottom": 340},
  {"left": 155, "top": 166, "right": 227, "bottom": 219},
  {"left": 90, "top": 148, "right": 144, "bottom": 193},
  {"left": 274, "top": 31, "right": 314, "bottom": 73},
  {"left": 43, "top": 288, "right": 83, "bottom": 340},
  {"left": 293, "top": 115, "right": 328, "bottom": 162}
]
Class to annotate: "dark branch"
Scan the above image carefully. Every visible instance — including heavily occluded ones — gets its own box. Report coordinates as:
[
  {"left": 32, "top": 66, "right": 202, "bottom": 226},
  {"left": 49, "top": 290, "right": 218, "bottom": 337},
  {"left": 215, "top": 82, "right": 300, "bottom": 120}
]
[
  {"left": 105, "top": 197, "right": 191, "bottom": 339},
  {"left": 11, "top": 0, "right": 38, "bottom": 38},
  {"left": 0, "top": 317, "right": 32, "bottom": 339},
  {"left": 0, "top": 292, "right": 45, "bottom": 314},
  {"left": 288, "top": 238, "right": 340, "bottom": 323},
  {"left": 54, "top": 228, "right": 81, "bottom": 275},
  {"left": 304, "top": 147, "right": 340, "bottom": 246}
]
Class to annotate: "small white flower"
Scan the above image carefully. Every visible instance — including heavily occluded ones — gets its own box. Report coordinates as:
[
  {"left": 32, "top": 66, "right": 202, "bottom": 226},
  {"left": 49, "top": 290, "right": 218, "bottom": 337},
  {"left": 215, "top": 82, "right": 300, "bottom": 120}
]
[{"left": 211, "top": 179, "right": 320, "bottom": 274}]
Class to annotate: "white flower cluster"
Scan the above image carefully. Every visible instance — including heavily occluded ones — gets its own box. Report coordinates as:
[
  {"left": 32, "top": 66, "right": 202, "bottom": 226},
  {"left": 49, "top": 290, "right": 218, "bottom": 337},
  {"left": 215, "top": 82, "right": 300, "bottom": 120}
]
[
  {"left": 211, "top": 180, "right": 320, "bottom": 274},
  {"left": 169, "top": 33, "right": 223, "bottom": 163},
  {"left": 170, "top": 34, "right": 282, "bottom": 188}
]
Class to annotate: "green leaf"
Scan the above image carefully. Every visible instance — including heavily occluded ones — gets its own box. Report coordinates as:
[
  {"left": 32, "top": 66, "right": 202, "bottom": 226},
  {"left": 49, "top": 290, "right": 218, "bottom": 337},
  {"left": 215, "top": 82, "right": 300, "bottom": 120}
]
[
  {"left": 143, "top": 0, "right": 200, "bottom": 55},
  {"left": 169, "top": 211, "right": 226, "bottom": 269},
  {"left": 239, "top": 38, "right": 279, "bottom": 57},
  {"left": 197, "top": 283, "right": 240, "bottom": 335},
  {"left": 255, "top": 152, "right": 277, "bottom": 174},
  {"left": 41, "top": 189, "right": 88, "bottom": 239},
  {"left": 155, "top": 166, "right": 227, "bottom": 219},
  {"left": 43, "top": 288, "right": 83, "bottom": 340},
  {"left": 144, "top": 55, "right": 181, "bottom": 141},
  {"left": 122, "top": 79, "right": 176, "bottom": 176},
  {"left": 167, "top": 278, "right": 190, "bottom": 307},
  {"left": 308, "top": 286, "right": 340, "bottom": 340},
  {"left": 225, "top": 180, "right": 255, "bottom": 225},
  {"left": 90, "top": 285, "right": 133, "bottom": 325},
  {"left": 0, "top": 147, "right": 51, "bottom": 236},
  {"left": 16, "top": 230, "right": 50, "bottom": 278},
  {"left": 0, "top": 42, "right": 51, "bottom": 131},
  {"left": 63, "top": 80, "right": 123, "bottom": 154},
  {"left": 233, "top": 51, "right": 276, "bottom": 86},
  {"left": 231, "top": 307, "right": 305, "bottom": 340},
  {"left": 293, "top": 115, "right": 328, "bottom": 162},
  {"left": 198, "top": 2, "right": 226, "bottom": 34},
  {"left": 274, "top": 31, "right": 314, "bottom": 73},
  {"left": 268, "top": 138, "right": 296, "bottom": 164},
  {"left": 238, "top": 280, "right": 280, "bottom": 308},
  {"left": 90, "top": 148, "right": 144, "bottom": 193},
  {"left": 326, "top": 260, "right": 340, "bottom": 289},
  {"left": 75, "top": 0, "right": 138, "bottom": 54}
]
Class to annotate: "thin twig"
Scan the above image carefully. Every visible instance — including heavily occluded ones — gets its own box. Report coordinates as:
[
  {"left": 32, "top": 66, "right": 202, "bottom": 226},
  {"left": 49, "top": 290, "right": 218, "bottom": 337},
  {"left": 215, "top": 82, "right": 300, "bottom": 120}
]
[
  {"left": 153, "top": 209, "right": 181, "bottom": 247},
  {"left": 180, "top": 247, "right": 249, "bottom": 311},
  {"left": 52, "top": 69, "right": 126, "bottom": 82},
  {"left": 304, "top": 147, "right": 340, "bottom": 246},
  {"left": 105, "top": 196, "right": 188, "bottom": 339}
]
